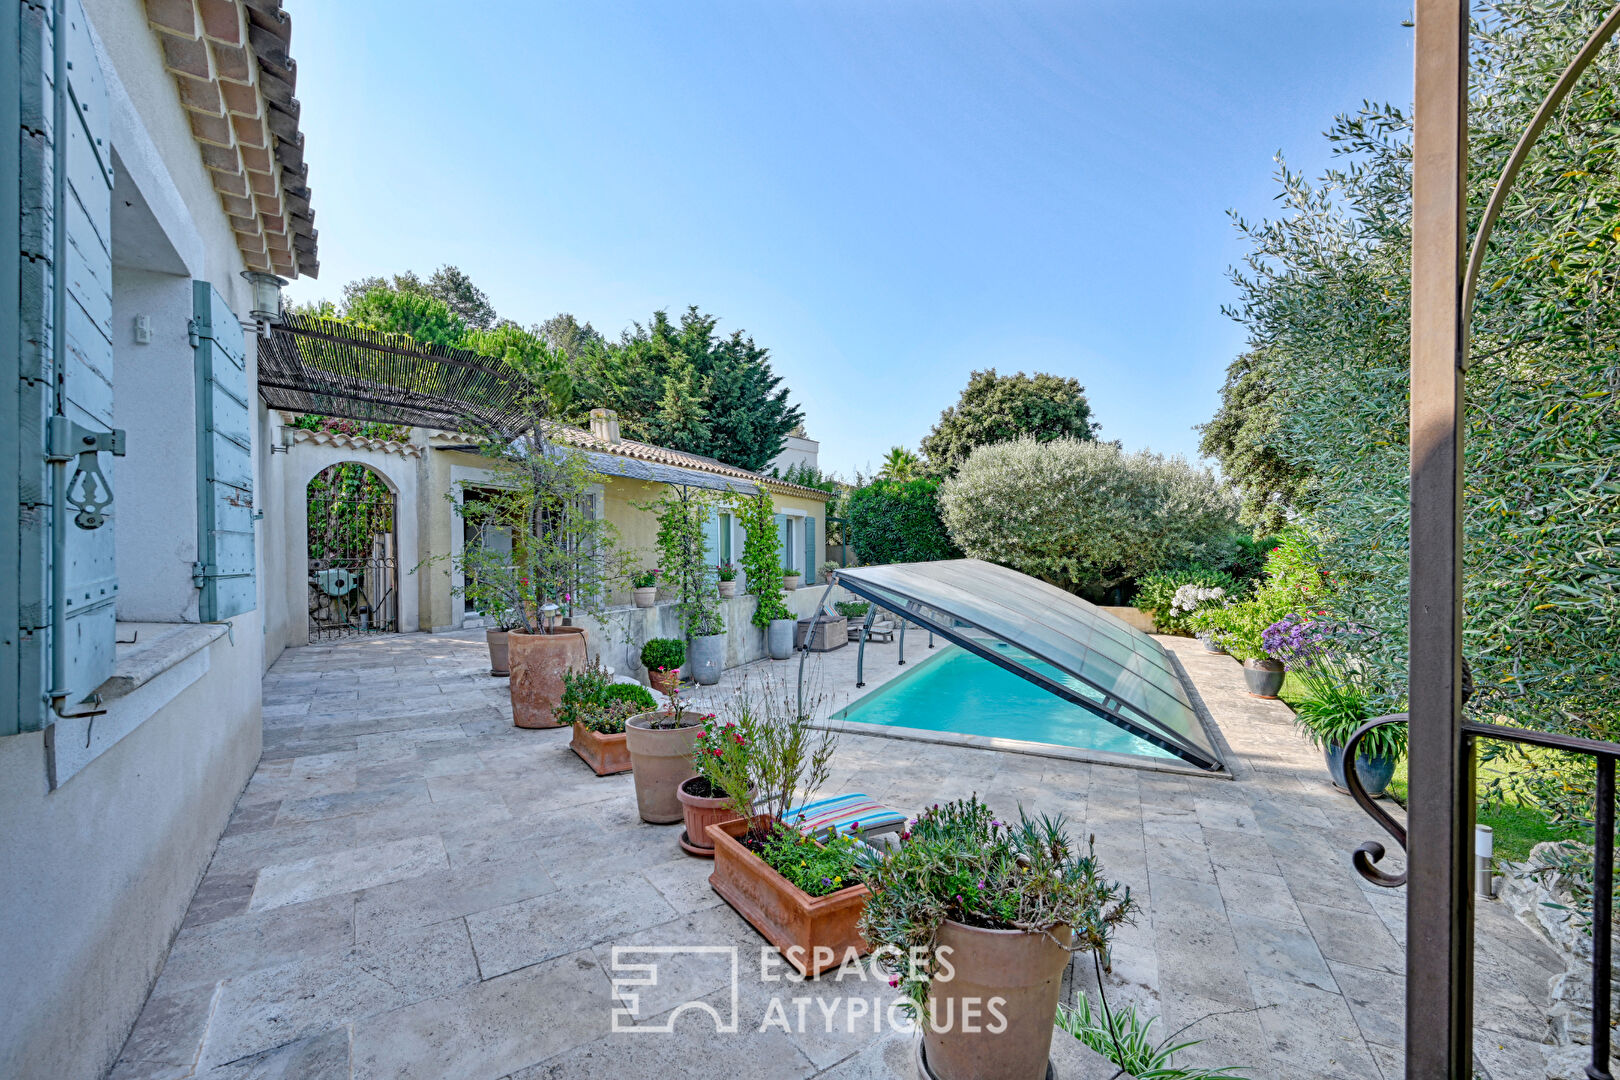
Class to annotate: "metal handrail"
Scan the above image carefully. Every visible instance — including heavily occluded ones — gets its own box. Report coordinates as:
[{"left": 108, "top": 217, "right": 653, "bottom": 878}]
[{"left": 1345, "top": 715, "right": 1620, "bottom": 1078}]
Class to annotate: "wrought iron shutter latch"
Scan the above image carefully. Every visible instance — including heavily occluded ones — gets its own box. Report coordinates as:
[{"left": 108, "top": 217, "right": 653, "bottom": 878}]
[{"left": 47, "top": 415, "right": 127, "bottom": 530}]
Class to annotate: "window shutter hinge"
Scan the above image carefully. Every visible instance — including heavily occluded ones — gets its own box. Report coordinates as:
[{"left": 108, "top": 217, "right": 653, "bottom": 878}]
[
  {"left": 193, "top": 562, "right": 208, "bottom": 589},
  {"left": 47, "top": 416, "right": 127, "bottom": 530}
]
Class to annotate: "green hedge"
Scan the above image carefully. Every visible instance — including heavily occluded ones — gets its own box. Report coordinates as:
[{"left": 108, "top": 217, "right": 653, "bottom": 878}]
[{"left": 846, "top": 478, "right": 961, "bottom": 566}]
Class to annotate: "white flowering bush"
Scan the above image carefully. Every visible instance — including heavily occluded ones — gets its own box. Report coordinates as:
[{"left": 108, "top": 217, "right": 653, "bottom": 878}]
[
  {"left": 939, "top": 437, "right": 1238, "bottom": 596},
  {"left": 1171, "top": 583, "right": 1226, "bottom": 616}
]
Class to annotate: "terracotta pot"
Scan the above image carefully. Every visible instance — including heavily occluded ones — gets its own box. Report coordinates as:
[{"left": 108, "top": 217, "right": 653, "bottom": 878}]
[
  {"left": 648, "top": 666, "right": 678, "bottom": 696},
  {"left": 708, "top": 817, "right": 869, "bottom": 977},
  {"left": 508, "top": 627, "right": 588, "bottom": 729},
  {"left": 921, "top": 920, "right": 1072, "bottom": 1080},
  {"left": 571, "top": 724, "right": 632, "bottom": 776},
  {"left": 1242, "top": 657, "right": 1286, "bottom": 698},
  {"left": 624, "top": 711, "right": 705, "bottom": 823},
  {"left": 718, "top": 580, "right": 737, "bottom": 599},
  {"left": 486, "top": 629, "right": 510, "bottom": 677},
  {"left": 633, "top": 586, "right": 658, "bottom": 608},
  {"left": 782, "top": 574, "right": 803, "bottom": 591},
  {"left": 678, "top": 777, "right": 750, "bottom": 857}
]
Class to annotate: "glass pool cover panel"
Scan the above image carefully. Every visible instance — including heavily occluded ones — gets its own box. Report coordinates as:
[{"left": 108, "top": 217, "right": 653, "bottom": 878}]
[{"left": 833, "top": 559, "right": 1221, "bottom": 769}]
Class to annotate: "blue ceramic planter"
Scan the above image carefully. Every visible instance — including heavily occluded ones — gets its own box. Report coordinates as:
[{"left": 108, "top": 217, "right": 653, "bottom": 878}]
[{"left": 1324, "top": 743, "right": 1396, "bottom": 798}]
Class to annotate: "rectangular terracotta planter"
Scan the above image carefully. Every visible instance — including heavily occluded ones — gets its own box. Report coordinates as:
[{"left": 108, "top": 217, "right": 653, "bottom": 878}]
[
  {"left": 708, "top": 817, "right": 869, "bottom": 977},
  {"left": 570, "top": 724, "right": 632, "bottom": 776}
]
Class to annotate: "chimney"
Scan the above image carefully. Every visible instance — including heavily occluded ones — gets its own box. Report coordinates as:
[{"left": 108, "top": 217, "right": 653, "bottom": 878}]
[{"left": 589, "top": 408, "right": 621, "bottom": 444}]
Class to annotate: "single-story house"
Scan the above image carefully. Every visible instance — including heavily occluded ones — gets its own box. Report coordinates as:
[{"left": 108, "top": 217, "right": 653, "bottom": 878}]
[{"left": 262, "top": 407, "right": 835, "bottom": 676}]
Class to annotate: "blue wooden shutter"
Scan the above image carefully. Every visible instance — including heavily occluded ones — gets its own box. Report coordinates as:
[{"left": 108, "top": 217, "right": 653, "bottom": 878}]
[
  {"left": 11, "top": 0, "right": 116, "bottom": 731},
  {"left": 804, "top": 516, "right": 816, "bottom": 579},
  {"left": 192, "top": 281, "right": 255, "bottom": 622},
  {"left": 702, "top": 506, "right": 721, "bottom": 566},
  {"left": 772, "top": 513, "right": 788, "bottom": 572}
]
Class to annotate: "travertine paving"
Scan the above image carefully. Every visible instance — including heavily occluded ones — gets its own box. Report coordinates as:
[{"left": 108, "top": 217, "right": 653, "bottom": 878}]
[{"left": 108, "top": 629, "right": 1563, "bottom": 1080}]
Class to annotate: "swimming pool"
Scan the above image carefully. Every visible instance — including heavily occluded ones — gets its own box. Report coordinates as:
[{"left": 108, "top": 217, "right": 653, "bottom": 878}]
[{"left": 833, "top": 642, "right": 1179, "bottom": 760}]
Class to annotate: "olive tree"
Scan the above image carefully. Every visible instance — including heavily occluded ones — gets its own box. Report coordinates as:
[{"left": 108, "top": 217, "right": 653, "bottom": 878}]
[{"left": 939, "top": 437, "right": 1237, "bottom": 594}]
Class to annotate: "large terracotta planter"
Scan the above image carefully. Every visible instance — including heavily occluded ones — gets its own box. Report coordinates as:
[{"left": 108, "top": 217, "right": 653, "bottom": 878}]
[
  {"left": 486, "top": 629, "right": 510, "bottom": 677},
  {"left": 677, "top": 777, "right": 750, "bottom": 857},
  {"left": 508, "top": 627, "right": 588, "bottom": 729},
  {"left": 920, "top": 920, "right": 1072, "bottom": 1080},
  {"left": 624, "top": 711, "right": 704, "bottom": 823},
  {"left": 1242, "top": 658, "right": 1285, "bottom": 698},
  {"left": 571, "top": 724, "right": 631, "bottom": 776},
  {"left": 708, "top": 817, "right": 869, "bottom": 977}
]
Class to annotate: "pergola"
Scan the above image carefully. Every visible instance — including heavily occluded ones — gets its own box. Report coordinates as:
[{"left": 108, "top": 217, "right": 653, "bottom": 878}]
[{"left": 256, "top": 312, "right": 536, "bottom": 437}]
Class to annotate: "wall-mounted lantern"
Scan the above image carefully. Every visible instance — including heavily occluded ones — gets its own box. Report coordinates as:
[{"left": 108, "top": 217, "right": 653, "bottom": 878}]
[{"left": 240, "top": 270, "right": 288, "bottom": 323}]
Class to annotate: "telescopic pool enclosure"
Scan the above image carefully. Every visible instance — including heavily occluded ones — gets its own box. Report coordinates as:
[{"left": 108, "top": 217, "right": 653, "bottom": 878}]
[{"left": 809, "top": 559, "right": 1224, "bottom": 771}]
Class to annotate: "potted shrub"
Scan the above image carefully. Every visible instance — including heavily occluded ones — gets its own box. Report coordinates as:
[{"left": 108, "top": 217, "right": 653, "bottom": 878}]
[
  {"left": 716, "top": 562, "right": 738, "bottom": 599},
  {"left": 427, "top": 431, "right": 630, "bottom": 729},
  {"left": 1266, "top": 614, "right": 1404, "bottom": 797},
  {"left": 555, "top": 661, "right": 657, "bottom": 775},
  {"left": 625, "top": 682, "right": 711, "bottom": 823},
  {"left": 860, "top": 797, "right": 1135, "bottom": 1080},
  {"left": 734, "top": 489, "right": 797, "bottom": 660},
  {"left": 632, "top": 569, "right": 659, "bottom": 608},
  {"left": 706, "top": 675, "right": 864, "bottom": 976},
  {"left": 641, "top": 637, "right": 685, "bottom": 696},
  {"left": 567, "top": 681, "right": 656, "bottom": 776},
  {"left": 782, "top": 565, "right": 803, "bottom": 591},
  {"left": 677, "top": 715, "right": 755, "bottom": 857},
  {"left": 1206, "top": 599, "right": 1285, "bottom": 697},
  {"left": 819, "top": 559, "right": 839, "bottom": 583}
]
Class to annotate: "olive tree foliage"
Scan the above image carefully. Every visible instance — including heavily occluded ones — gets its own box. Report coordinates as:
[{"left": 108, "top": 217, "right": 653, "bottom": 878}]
[
  {"left": 939, "top": 438, "right": 1237, "bottom": 594},
  {"left": 920, "top": 369, "right": 1098, "bottom": 475},
  {"left": 1215, "top": 1, "right": 1620, "bottom": 833}
]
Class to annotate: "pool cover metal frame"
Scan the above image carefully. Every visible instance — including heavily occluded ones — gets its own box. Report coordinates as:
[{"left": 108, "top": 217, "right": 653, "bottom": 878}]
[{"left": 800, "top": 560, "right": 1223, "bottom": 771}]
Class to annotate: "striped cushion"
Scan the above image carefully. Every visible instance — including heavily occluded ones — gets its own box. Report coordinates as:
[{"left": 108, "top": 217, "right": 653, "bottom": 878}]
[{"left": 784, "top": 793, "right": 908, "bottom": 840}]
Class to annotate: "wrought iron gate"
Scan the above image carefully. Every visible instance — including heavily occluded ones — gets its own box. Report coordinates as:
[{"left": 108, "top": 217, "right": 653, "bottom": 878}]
[{"left": 307, "top": 463, "right": 398, "bottom": 642}]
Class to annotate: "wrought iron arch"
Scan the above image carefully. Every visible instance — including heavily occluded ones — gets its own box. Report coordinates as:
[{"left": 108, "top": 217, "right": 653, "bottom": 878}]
[{"left": 306, "top": 461, "right": 400, "bottom": 642}]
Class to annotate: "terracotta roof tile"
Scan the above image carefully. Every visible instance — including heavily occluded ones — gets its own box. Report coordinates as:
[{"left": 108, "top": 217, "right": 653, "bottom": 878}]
[{"left": 542, "top": 423, "right": 832, "bottom": 501}]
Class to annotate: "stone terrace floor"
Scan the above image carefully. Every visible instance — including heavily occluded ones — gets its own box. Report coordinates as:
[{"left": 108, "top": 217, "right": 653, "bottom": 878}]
[{"left": 108, "top": 629, "right": 1565, "bottom": 1080}]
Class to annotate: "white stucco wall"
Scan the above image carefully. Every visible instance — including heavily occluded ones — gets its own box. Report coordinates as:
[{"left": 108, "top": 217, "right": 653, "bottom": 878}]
[
  {"left": 0, "top": 7, "right": 267, "bottom": 1079},
  {"left": 769, "top": 432, "right": 820, "bottom": 475}
]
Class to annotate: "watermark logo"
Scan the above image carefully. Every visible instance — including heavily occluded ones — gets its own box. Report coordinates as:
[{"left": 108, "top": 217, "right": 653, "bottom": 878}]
[
  {"left": 609, "top": 946, "right": 740, "bottom": 1033},
  {"left": 609, "top": 944, "right": 1008, "bottom": 1036}
]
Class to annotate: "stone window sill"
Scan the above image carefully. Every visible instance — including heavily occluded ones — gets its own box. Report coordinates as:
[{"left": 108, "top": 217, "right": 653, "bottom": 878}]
[{"left": 99, "top": 622, "right": 230, "bottom": 702}]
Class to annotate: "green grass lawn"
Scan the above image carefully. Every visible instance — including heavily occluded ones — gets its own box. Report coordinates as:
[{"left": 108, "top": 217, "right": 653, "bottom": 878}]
[{"left": 1276, "top": 674, "right": 1567, "bottom": 863}]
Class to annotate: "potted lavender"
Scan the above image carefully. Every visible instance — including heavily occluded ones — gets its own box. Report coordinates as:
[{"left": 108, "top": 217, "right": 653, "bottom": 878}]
[{"left": 1265, "top": 614, "right": 1403, "bottom": 797}]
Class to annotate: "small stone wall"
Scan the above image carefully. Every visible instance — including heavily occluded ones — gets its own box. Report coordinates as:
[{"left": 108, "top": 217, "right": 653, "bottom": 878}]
[{"left": 571, "top": 587, "right": 834, "bottom": 684}]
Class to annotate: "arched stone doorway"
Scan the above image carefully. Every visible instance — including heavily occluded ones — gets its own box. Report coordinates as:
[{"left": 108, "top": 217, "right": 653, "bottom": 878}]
[{"left": 306, "top": 462, "right": 399, "bottom": 642}]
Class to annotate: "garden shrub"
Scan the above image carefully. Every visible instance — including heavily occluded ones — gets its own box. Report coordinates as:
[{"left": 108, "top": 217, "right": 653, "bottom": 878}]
[
  {"left": 1134, "top": 568, "right": 1241, "bottom": 634},
  {"left": 603, "top": 682, "right": 656, "bottom": 712},
  {"left": 639, "top": 638, "right": 686, "bottom": 672},
  {"left": 845, "top": 478, "right": 960, "bottom": 566},
  {"left": 939, "top": 437, "right": 1237, "bottom": 595}
]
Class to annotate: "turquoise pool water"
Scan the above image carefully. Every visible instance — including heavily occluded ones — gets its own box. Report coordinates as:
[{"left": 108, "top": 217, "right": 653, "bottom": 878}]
[{"left": 835, "top": 644, "right": 1177, "bottom": 759}]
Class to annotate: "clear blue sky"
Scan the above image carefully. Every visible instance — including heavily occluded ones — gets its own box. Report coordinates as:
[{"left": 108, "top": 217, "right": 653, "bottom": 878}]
[{"left": 282, "top": 1, "right": 1414, "bottom": 478}]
